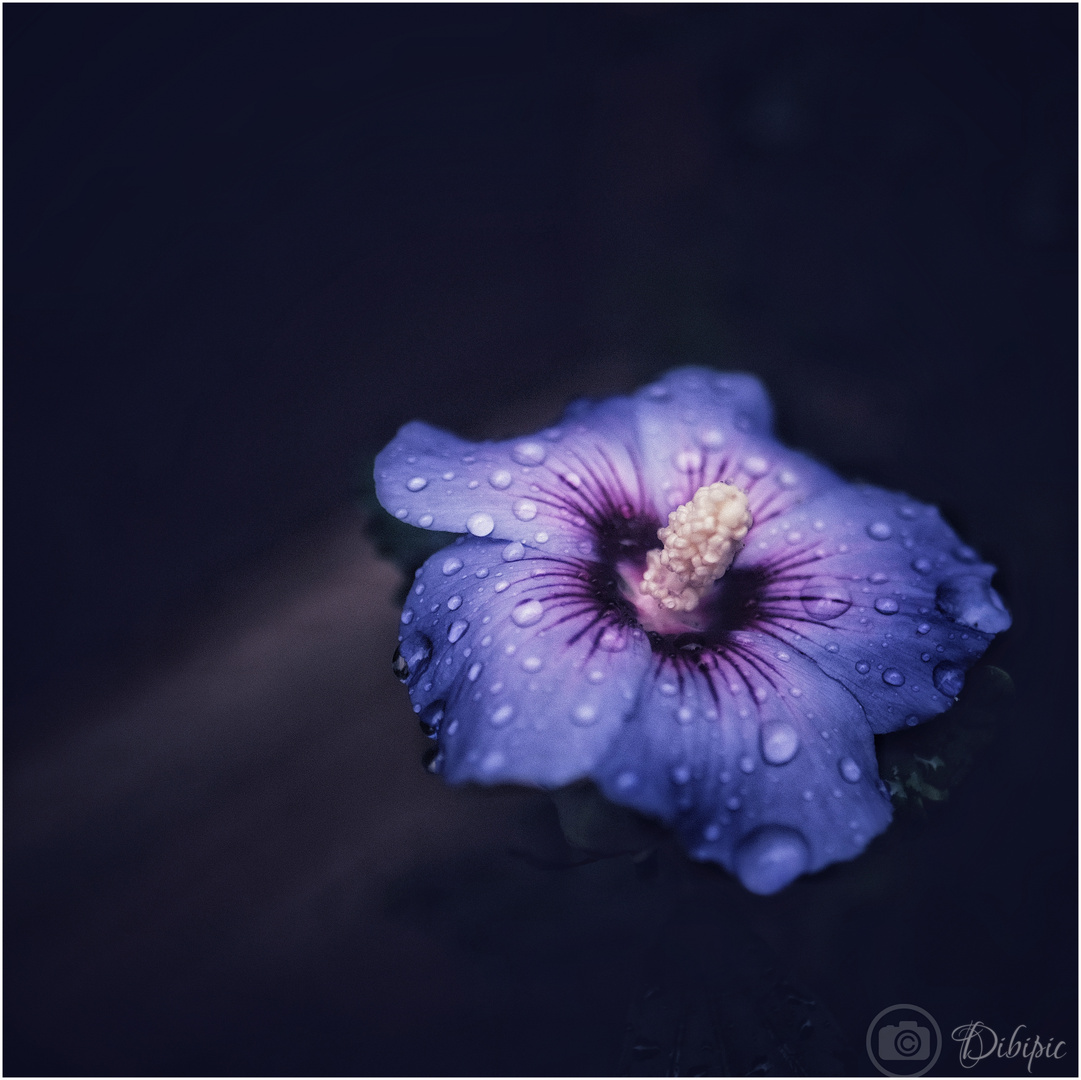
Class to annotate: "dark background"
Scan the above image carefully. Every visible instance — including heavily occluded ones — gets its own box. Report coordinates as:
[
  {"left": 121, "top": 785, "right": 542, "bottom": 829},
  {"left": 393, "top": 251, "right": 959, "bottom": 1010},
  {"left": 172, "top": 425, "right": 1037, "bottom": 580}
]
[{"left": 5, "top": 5, "right": 1076, "bottom": 1076}]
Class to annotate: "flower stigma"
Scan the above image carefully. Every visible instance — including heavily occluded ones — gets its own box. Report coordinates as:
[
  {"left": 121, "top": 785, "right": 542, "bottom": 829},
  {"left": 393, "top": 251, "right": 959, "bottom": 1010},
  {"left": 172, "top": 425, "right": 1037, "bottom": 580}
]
[{"left": 639, "top": 482, "right": 753, "bottom": 616}]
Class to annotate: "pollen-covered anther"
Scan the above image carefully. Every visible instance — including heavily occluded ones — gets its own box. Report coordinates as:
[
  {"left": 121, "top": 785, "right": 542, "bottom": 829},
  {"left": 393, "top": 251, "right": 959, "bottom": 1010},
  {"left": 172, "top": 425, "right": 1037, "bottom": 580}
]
[{"left": 640, "top": 482, "right": 753, "bottom": 611}]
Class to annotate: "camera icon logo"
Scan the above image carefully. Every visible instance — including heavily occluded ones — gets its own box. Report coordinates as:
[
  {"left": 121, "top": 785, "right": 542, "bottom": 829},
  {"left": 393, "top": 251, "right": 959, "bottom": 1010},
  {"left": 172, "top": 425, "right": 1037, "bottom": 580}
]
[
  {"left": 867, "top": 1005, "right": 942, "bottom": 1077},
  {"left": 879, "top": 1020, "right": 931, "bottom": 1060}
]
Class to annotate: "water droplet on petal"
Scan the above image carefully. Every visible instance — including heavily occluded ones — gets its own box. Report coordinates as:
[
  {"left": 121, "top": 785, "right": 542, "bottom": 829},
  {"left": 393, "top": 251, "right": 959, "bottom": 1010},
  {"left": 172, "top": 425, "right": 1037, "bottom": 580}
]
[
  {"left": 511, "top": 599, "right": 544, "bottom": 627},
  {"left": 490, "top": 704, "right": 514, "bottom": 726},
  {"left": 512, "top": 442, "right": 546, "bottom": 466},
  {"left": 447, "top": 595, "right": 462, "bottom": 611},
  {"left": 442, "top": 557, "right": 463, "bottom": 575},
  {"left": 659, "top": 681, "right": 678, "bottom": 697},
  {"left": 800, "top": 578, "right": 852, "bottom": 621},
  {"left": 616, "top": 771, "right": 637, "bottom": 790},
  {"left": 761, "top": 723, "right": 800, "bottom": 765},
  {"left": 572, "top": 703, "right": 597, "bottom": 726},
  {"left": 447, "top": 619, "right": 469, "bottom": 643},
  {"left": 933, "top": 661, "right": 966, "bottom": 697},
  {"left": 481, "top": 750, "right": 505, "bottom": 773},
  {"left": 874, "top": 597, "right": 900, "bottom": 615},
  {"left": 467, "top": 512, "right": 494, "bottom": 536},
  {"left": 838, "top": 757, "right": 862, "bottom": 783},
  {"left": 674, "top": 449, "right": 702, "bottom": 472},
  {"left": 904, "top": 714, "right": 920, "bottom": 727},
  {"left": 497, "top": 542, "right": 525, "bottom": 564},
  {"left": 521, "top": 656, "right": 542, "bottom": 672},
  {"left": 744, "top": 455, "right": 769, "bottom": 477},
  {"left": 513, "top": 499, "right": 538, "bottom": 521},
  {"left": 676, "top": 705, "right": 695, "bottom": 723},
  {"left": 912, "top": 557, "right": 932, "bottom": 574},
  {"left": 882, "top": 668, "right": 905, "bottom": 686},
  {"left": 418, "top": 514, "right": 434, "bottom": 528},
  {"left": 699, "top": 428, "right": 724, "bottom": 448},
  {"left": 739, "top": 754, "right": 755, "bottom": 774},
  {"left": 855, "top": 661, "right": 870, "bottom": 674},
  {"left": 467, "top": 662, "right": 483, "bottom": 682},
  {"left": 401, "top": 609, "right": 414, "bottom": 625},
  {"left": 395, "top": 509, "right": 408, "bottom": 519},
  {"left": 406, "top": 477, "right": 427, "bottom": 492},
  {"left": 598, "top": 625, "right": 628, "bottom": 652},
  {"left": 419, "top": 700, "right": 445, "bottom": 738},
  {"left": 867, "top": 522, "right": 892, "bottom": 540},
  {"left": 489, "top": 470, "right": 513, "bottom": 490},
  {"left": 393, "top": 633, "right": 432, "bottom": 683},
  {"left": 954, "top": 544, "right": 979, "bottom": 563},
  {"left": 725, "top": 796, "right": 741, "bottom": 812},
  {"left": 734, "top": 826, "right": 810, "bottom": 895},
  {"left": 671, "top": 764, "right": 691, "bottom": 785}
]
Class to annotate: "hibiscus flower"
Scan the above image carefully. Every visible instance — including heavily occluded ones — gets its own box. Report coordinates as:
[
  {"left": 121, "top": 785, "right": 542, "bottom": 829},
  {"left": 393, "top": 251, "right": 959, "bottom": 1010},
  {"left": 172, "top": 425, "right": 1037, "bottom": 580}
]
[{"left": 376, "top": 368, "right": 1010, "bottom": 893}]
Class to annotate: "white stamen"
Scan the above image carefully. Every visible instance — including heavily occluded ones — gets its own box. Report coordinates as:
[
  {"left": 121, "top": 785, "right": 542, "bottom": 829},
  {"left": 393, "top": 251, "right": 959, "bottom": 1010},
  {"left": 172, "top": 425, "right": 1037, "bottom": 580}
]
[{"left": 640, "top": 482, "right": 752, "bottom": 611}]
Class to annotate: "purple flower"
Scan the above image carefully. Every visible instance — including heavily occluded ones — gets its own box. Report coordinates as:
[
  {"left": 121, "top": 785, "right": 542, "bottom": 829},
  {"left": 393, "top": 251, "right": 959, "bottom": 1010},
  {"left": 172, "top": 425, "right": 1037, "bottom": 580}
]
[{"left": 376, "top": 368, "right": 1010, "bottom": 894}]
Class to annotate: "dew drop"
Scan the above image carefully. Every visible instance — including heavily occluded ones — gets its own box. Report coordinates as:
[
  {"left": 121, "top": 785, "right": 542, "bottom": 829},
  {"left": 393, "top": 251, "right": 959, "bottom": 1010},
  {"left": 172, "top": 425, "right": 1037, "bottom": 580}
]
[
  {"left": 442, "top": 557, "right": 463, "bottom": 576},
  {"left": 511, "top": 599, "right": 544, "bottom": 627},
  {"left": 481, "top": 750, "right": 505, "bottom": 773},
  {"left": 838, "top": 757, "right": 862, "bottom": 783},
  {"left": 465, "top": 512, "right": 494, "bottom": 537},
  {"left": 855, "top": 661, "right": 870, "bottom": 674},
  {"left": 447, "top": 595, "right": 462, "bottom": 611},
  {"left": 447, "top": 619, "right": 469, "bottom": 643},
  {"left": 393, "top": 633, "right": 432, "bottom": 683},
  {"left": 874, "top": 597, "right": 900, "bottom": 615},
  {"left": 521, "top": 656, "right": 543, "bottom": 672},
  {"left": 488, "top": 469, "right": 513, "bottom": 490},
  {"left": 598, "top": 625, "right": 628, "bottom": 652},
  {"left": 467, "top": 661, "right": 483, "bottom": 682},
  {"left": 401, "top": 609, "right": 414, "bottom": 625},
  {"left": 674, "top": 449, "right": 702, "bottom": 472},
  {"left": 916, "top": 622, "right": 931, "bottom": 635},
  {"left": 761, "top": 722, "right": 800, "bottom": 765},
  {"left": 616, "top": 771, "right": 637, "bottom": 790},
  {"left": 933, "top": 661, "right": 966, "bottom": 697},
  {"left": 954, "top": 544, "right": 979, "bottom": 563},
  {"left": 867, "top": 521, "right": 892, "bottom": 540},
  {"left": 882, "top": 668, "right": 905, "bottom": 686},
  {"left": 800, "top": 577, "right": 853, "bottom": 621},
  {"left": 418, "top": 514, "right": 434, "bottom": 528},
  {"left": 572, "top": 703, "right": 597, "bottom": 726},
  {"left": 699, "top": 428, "right": 724, "bottom": 448},
  {"left": 671, "top": 764, "right": 691, "bottom": 785},
  {"left": 494, "top": 581, "right": 509, "bottom": 593},
  {"left": 904, "top": 714, "right": 920, "bottom": 727},
  {"left": 512, "top": 442, "right": 546, "bottom": 466},
  {"left": 513, "top": 499, "right": 538, "bottom": 521},
  {"left": 406, "top": 477, "right": 427, "bottom": 492},
  {"left": 744, "top": 455, "right": 769, "bottom": 477},
  {"left": 739, "top": 754, "right": 755, "bottom": 774},
  {"left": 490, "top": 704, "right": 514, "bottom": 726},
  {"left": 734, "top": 826, "right": 810, "bottom": 895},
  {"left": 395, "top": 508, "right": 408, "bottom": 519},
  {"left": 418, "top": 700, "right": 445, "bottom": 738},
  {"left": 659, "top": 682, "right": 678, "bottom": 697},
  {"left": 912, "top": 557, "right": 932, "bottom": 575},
  {"left": 588, "top": 669, "right": 605, "bottom": 683},
  {"left": 676, "top": 705, "right": 695, "bottom": 723}
]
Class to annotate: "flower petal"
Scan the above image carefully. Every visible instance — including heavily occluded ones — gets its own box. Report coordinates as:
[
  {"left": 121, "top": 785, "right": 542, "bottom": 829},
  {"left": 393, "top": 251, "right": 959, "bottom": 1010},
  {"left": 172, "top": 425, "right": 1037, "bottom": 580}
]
[
  {"left": 375, "top": 397, "right": 652, "bottom": 557},
  {"left": 742, "top": 484, "right": 1009, "bottom": 732},
  {"left": 589, "top": 635, "right": 892, "bottom": 894},
  {"left": 629, "top": 368, "right": 845, "bottom": 525},
  {"left": 396, "top": 537, "right": 650, "bottom": 787}
]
